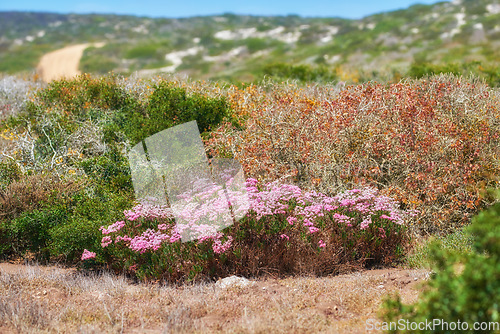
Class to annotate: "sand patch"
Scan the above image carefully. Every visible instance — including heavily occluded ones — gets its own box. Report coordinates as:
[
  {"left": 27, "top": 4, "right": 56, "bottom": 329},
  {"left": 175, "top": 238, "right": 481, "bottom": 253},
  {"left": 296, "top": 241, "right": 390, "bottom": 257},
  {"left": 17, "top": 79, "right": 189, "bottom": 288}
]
[{"left": 37, "top": 43, "right": 105, "bottom": 82}]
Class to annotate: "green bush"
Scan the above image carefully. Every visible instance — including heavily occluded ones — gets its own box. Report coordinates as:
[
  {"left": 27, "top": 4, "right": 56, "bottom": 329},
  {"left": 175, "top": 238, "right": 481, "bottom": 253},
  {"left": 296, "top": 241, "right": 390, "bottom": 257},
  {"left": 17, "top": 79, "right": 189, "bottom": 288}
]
[
  {"left": 47, "top": 184, "right": 133, "bottom": 262},
  {"left": 7, "top": 206, "right": 68, "bottom": 260},
  {"left": 407, "top": 61, "right": 500, "bottom": 87},
  {"left": 263, "top": 62, "right": 338, "bottom": 82},
  {"left": 79, "top": 146, "right": 132, "bottom": 192},
  {"left": 382, "top": 190, "right": 500, "bottom": 333},
  {"left": 116, "top": 81, "right": 231, "bottom": 145},
  {"left": 405, "top": 229, "right": 474, "bottom": 269},
  {"left": 80, "top": 55, "right": 118, "bottom": 75},
  {"left": 125, "top": 44, "right": 162, "bottom": 59},
  {"left": 478, "top": 65, "right": 500, "bottom": 88},
  {"left": 0, "top": 171, "right": 133, "bottom": 262},
  {"left": 26, "top": 74, "right": 139, "bottom": 120},
  {"left": 408, "top": 62, "right": 462, "bottom": 78}
]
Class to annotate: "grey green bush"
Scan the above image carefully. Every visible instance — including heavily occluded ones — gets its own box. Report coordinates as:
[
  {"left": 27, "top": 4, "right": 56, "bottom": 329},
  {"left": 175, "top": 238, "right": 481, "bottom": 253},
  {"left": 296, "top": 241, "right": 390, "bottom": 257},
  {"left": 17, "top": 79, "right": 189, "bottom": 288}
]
[{"left": 382, "top": 190, "right": 500, "bottom": 333}]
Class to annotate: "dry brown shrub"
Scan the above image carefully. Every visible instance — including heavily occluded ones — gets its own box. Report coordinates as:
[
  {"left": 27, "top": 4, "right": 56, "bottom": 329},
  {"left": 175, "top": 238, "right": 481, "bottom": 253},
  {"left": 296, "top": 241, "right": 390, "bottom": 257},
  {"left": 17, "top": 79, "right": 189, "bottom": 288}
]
[{"left": 0, "top": 174, "right": 82, "bottom": 222}]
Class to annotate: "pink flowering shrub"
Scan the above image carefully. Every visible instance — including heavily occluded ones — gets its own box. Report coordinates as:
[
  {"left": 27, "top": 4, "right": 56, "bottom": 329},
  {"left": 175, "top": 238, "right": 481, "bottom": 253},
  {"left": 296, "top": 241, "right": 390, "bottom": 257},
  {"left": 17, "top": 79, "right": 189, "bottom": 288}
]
[{"left": 84, "top": 178, "right": 415, "bottom": 283}]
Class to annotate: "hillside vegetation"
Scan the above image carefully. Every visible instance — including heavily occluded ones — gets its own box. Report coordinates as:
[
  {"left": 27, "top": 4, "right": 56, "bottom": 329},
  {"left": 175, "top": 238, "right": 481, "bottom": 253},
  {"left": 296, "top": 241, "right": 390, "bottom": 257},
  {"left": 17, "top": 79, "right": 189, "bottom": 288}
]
[
  {"left": 1, "top": 0, "right": 500, "bottom": 83},
  {"left": 1, "top": 3, "right": 500, "bottom": 332},
  {"left": 0, "top": 73, "right": 498, "bottom": 281}
]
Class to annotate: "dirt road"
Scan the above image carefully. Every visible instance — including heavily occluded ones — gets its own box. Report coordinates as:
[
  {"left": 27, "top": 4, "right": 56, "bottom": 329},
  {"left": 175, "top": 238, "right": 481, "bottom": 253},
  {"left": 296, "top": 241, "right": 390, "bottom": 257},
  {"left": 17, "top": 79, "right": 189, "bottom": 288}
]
[{"left": 36, "top": 43, "right": 105, "bottom": 82}]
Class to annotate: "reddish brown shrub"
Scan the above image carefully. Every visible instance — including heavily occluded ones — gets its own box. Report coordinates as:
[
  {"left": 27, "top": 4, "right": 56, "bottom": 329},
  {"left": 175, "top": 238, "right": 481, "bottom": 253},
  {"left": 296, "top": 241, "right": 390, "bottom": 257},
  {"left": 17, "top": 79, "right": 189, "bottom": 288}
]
[{"left": 207, "top": 75, "right": 500, "bottom": 234}]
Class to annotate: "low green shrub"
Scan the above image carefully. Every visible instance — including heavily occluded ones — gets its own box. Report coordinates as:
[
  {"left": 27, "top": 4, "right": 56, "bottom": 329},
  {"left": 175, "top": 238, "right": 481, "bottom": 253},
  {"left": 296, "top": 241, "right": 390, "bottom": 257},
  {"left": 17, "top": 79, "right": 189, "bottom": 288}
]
[
  {"left": 407, "top": 62, "right": 462, "bottom": 79},
  {"left": 7, "top": 206, "right": 68, "bottom": 260},
  {"left": 407, "top": 61, "right": 500, "bottom": 87},
  {"left": 0, "top": 171, "right": 133, "bottom": 262},
  {"left": 381, "top": 190, "right": 500, "bottom": 333},
  {"left": 25, "top": 74, "right": 139, "bottom": 120},
  {"left": 47, "top": 185, "right": 134, "bottom": 262},
  {"left": 115, "top": 81, "right": 231, "bottom": 145},
  {"left": 79, "top": 146, "right": 133, "bottom": 192},
  {"left": 263, "top": 62, "right": 338, "bottom": 82},
  {"left": 405, "top": 228, "right": 474, "bottom": 269}
]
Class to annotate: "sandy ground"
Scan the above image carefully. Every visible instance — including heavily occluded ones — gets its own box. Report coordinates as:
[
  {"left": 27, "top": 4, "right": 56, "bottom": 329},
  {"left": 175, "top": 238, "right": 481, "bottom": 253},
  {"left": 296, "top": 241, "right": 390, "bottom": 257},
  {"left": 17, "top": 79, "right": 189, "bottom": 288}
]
[
  {"left": 36, "top": 43, "right": 105, "bottom": 82},
  {"left": 0, "top": 262, "right": 430, "bottom": 333}
]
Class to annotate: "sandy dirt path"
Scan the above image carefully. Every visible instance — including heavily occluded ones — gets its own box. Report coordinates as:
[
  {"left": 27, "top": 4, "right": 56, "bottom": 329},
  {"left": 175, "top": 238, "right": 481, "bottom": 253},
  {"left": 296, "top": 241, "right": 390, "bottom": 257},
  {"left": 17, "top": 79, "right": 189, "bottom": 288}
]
[{"left": 37, "top": 43, "right": 105, "bottom": 82}]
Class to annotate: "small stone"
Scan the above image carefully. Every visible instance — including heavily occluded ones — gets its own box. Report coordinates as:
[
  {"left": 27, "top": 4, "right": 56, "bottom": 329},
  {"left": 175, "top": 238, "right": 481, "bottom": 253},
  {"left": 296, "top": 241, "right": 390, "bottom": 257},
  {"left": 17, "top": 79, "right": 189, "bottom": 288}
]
[{"left": 215, "top": 275, "right": 254, "bottom": 289}]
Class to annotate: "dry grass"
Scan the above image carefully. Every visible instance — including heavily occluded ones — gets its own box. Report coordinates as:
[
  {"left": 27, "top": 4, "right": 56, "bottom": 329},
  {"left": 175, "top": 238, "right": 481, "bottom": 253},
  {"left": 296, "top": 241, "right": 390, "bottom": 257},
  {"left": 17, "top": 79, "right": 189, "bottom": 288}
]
[{"left": 0, "top": 262, "right": 430, "bottom": 333}]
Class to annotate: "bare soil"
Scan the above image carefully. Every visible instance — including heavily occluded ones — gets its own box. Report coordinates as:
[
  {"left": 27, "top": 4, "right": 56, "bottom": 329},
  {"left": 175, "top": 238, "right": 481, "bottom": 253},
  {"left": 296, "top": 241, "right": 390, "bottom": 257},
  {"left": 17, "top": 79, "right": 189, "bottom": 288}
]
[
  {"left": 36, "top": 43, "right": 105, "bottom": 82},
  {"left": 0, "top": 262, "right": 430, "bottom": 333}
]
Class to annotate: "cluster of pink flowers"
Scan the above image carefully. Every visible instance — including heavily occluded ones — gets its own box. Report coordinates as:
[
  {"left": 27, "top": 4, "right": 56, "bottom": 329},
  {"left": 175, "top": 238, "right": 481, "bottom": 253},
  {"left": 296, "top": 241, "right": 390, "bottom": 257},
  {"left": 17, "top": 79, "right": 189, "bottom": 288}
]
[
  {"left": 129, "top": 229, "right": 170, "bottom": 254},
  {"left": 115, "top": 235, "right": 132, "bottom": 243},
  {"left": 212, "top": 236, "right": 233, "bottom": 254},
  {"left": 100, "top": 220, "right": 125, "bottom": 235},
  {"left": 245, "top": 179, "right": 416, "bottom": 236},
  {"left": 246, "top": 180, "right": 302, "bottom": 220},
  {"left": 83, "top": 177, "right": 416, "bottom": 261},
  {"left": 124, "top": 203, "right": 175, "bottom": 221},
  {"left": 81, "top": 249, "right": 96, "bottom": 260},
  {"left": 90, "top": 184, "right": 235, "bottom": 256},
  {"left": 101, "top": 236, "right": 113, "bottom": 247}
]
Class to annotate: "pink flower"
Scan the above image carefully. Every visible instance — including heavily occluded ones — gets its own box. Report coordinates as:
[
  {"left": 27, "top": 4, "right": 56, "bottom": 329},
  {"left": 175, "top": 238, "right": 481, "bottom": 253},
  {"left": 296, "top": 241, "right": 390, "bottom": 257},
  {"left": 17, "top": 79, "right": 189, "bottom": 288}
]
[
  {"left": 100, "top": 221, "right": 126, "bottom": 235},
  {"left": 246, "top": 178, "right": 258, "bottom": 187},
  {"left": 129, "top": 229, "right": 168, "bottom": 253},
  {"left": 115, "top": 235, "right": 132, "bottom": 243},
  {"left": 309, "top": 226, "right": 320, "bottom": 234},
  {"left": 169, "top": 233, "right": 182, "bottom": 243},
  {"left": 158, "top": 223, "right": 167, "bottom": 230},
  {"left": 303, "top": 218, "right": 314, "bottom": 227},
  {"left": 81, "top": 249, "right": 96, "bottom": 260},
  {"left": 318, "top": 240, "right": 326, "bottom": 248},
  {"left": 212, "top": 236, "right": 233, "bottom": 254},
  {"left": 101, "top": 236, "right": 113, "bottom": 247},
  {"left": 360, "top": 217, "right": 372, "bottom": 230},
  {"left": 287, "top": 216, "right": 297, "bottom": 225},
  {"left": 280, "top": 234, "right": 290, "bottom": 240}
]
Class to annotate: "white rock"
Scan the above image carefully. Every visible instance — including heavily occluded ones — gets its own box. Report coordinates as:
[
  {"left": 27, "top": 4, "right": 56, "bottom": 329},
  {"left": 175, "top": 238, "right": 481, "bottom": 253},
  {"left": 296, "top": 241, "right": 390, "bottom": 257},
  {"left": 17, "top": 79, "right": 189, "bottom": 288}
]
[{"left": 215, "top": 275, "right": 254, "bottom": 289}]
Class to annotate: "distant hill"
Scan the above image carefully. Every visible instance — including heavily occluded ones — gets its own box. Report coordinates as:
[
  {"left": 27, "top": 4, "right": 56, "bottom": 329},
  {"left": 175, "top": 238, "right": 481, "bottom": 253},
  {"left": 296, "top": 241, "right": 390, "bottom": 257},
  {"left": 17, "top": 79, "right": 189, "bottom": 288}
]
[{"left": 1, "top": 0, "right": 499, "bottom": 82}]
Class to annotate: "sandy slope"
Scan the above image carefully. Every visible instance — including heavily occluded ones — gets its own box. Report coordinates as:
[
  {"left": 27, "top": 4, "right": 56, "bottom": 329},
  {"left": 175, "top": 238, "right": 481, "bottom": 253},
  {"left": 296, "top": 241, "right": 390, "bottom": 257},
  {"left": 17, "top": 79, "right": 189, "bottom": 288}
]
[{"left": 36, "top": 43, "right": 105, "bottom": 82}]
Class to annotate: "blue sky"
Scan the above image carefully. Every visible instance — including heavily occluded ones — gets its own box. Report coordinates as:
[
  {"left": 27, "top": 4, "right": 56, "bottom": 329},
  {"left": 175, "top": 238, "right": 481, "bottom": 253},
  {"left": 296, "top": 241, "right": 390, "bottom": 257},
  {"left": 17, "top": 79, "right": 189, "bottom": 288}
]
[{"left": 0, "top": 0, "right": 448, "bottom": 19}]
